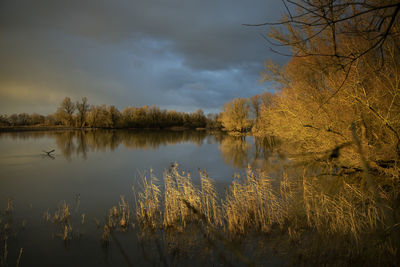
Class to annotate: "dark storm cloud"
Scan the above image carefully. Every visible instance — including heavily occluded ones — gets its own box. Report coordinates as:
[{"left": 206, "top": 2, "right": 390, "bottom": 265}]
[{"left": 0, "top": 0, "right": 285, "bottom": 114}]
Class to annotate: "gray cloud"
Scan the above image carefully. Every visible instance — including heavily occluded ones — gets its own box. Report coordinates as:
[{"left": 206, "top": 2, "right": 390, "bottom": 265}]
[{"left": 0, "top": 0, "right": 285, "bottom": 114}]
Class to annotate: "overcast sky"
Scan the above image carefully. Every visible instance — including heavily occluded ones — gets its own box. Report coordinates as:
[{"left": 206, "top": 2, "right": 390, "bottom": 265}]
[{"left": 0, "top": 0, "right": 285, "bottom": 115}]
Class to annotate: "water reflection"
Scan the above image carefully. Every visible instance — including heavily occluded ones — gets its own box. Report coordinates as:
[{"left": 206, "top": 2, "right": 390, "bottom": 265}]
[
  {"left": 0, "top": 130, "right": 279, "bottom": 170},
  {"left": 0, "top": 130, "right": 284, "bottom": 266},
  {"left": 219, "top": 135, "right": 251, "bottom": 168},
  {"left": 219, "top": 134, "right": 279, "bottom": 169}
]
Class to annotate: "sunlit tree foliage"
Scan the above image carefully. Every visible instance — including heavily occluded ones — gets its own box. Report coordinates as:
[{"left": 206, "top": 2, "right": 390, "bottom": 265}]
[
  {"left": 253, "top": 0, "right": 400, "bottom": 171},
  {"left": 219, "top": 98, "right": 252, "bottom": 132},
  {"left": 56, "top": 97, "right": 76, "bottom": 126}
]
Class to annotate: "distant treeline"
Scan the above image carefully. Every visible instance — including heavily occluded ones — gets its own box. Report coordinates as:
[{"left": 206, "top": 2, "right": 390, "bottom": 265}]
[{"left": 0, "top": 97, "right": 222, "bottom": 129}]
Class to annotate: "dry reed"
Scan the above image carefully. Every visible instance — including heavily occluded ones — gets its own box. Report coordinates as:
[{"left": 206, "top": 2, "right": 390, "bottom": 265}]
[
  {"left": 129, "top": 163, "right": 398, "bottom": 265},
  {"left": 224, "top": 165, "right": 287, "bottom": 234},
  {"left": 135, "top": 169, "right": 161, "bottom": 229},
  {"left": 131, "top": 164, "right": 394, "bottom": 239},
  {"left": 163, "top": 163, "right": 201, "bottom": 228},
  {"left": 44, "top": 200, "right": 86, "bottom": 242}
]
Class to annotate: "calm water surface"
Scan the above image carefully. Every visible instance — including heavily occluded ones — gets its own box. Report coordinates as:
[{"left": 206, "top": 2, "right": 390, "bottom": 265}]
[{"left": 0, "top": 129, "right": 279, "bottom": 266}]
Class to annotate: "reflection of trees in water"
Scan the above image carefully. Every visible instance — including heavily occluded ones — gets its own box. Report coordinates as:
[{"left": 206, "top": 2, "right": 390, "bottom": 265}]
[
  {"left": 120, "top": 130, "right": 207, "bottom": 150},
  {"left": 218, "top": 134, "right": 278, "bottom": 169},
  {"left": 252, "top": 136, "right": 280, "bottom": 170},
  {"left": 83, "top": 130, "right": 120, "bottom": 152},
  {"left": 76, "top": 131, "right": 88, "bottom": 160},
  {"left": 219, "top": 136, "right": 251, "bottom": 169},
  {"left": 0, "top": 130, "right": 279, "bottom": 169},
  {"left": 0, "top": 131, "right": 62, "bottom": 141},
  {"left": 54, "top": 131, "right": 76, "bottom": 161},
  {"left": 45, "top": 130, "right": 209, "bottom": 160}
]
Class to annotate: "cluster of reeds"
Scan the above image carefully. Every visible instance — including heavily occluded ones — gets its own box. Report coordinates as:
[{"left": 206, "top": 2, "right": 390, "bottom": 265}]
[
  {"left": 224, "top": 167, "right": 289, "bottom": 234},
  {"left": 101, "top": 196, "right": 131, "bottom": 246},
  {"left": 106, "top": 196, "right": 131, "bottom": 231},
  {"left": 163, "top": 165, "right": 201, "bottom": 228},
  {"left": 134, "top": 163, "right": 221, "bottom": 231},
  {"left": 303, "top": 176, "right": 380, "bottom": 239},
  {"left": 0, "top": 199, "right": 13, "bottom": 266},
  {"left": 129, "top": 163, "right": 399, "bottom": 265},
  {"left": 134, "top": 169, "right": 161, "bottom": 229},
  {"left": 133, "top": 165, "right": 228, "bottom": 265},
  {"left": 44, "top": 201, "right": 72, "bottom": 241},
  {"left": 44, "top": 200, "right": 86, "bottom": 243},
  {"left": 132, "top": 164, "right": 396, "bottom": 237},
  {"left": 1, "top": 199, "right": 24, "bottom": 267}
]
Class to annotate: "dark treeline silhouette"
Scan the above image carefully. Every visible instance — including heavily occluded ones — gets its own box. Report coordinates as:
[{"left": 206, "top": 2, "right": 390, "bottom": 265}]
[
  {"left": 121, "top": 105, "right": 209, "bottom": 129},
  {"left": 0, "top": 113, "right": 48, "bottom": 127},
  {"left": 0, "top": 97, "right": 220, "bottom": 130}
]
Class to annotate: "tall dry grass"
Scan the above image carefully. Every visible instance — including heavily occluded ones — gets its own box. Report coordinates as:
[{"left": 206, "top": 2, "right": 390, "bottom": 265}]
[
  {"left": 133, "top": 163, "right": 222, "bottom": 230},
  {"left": 133, "top": 164, "right": 396, "bottom": 238},
  {"left": 134, "top": 169, "right": 161, "bottom": 229},
  {"left": 0, "top": 199, "right": 24, "bottom": 267},
  {"left": 224, "top": 166, "right": 287, "bottom": 234},
  {"left": 163, "top": 164, "right": 201, "bottom": 228},
  {"left": 130, "top": 163, "right": 399, "bottom": 265},
  {"left": 302, "top": 174, "right": 386, "bottom": 240}
]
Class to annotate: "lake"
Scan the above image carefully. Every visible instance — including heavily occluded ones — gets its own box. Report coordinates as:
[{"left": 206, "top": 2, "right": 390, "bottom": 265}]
[{"left": 0, "top": 129, "right": 280, "bottom": 266}]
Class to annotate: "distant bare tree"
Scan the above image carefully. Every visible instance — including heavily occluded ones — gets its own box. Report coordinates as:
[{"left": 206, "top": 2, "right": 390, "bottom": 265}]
[
  {"left": 0, "top": 115, "right": 9, "bottom": 126},
  {"left": 57, "top": 97, "right": 76, "bottom": 126},
  {"left": 87, "top": 105, "right": 101, "bottom": 127},
  {"left": 30, "top": 113, "right": 45, "bottom": 125},
  {"left": 76, "top": 97, "right": 89, "bottom": 127},
  {"left": 107, "top": 105, "right": 121, "bottom": 128}
]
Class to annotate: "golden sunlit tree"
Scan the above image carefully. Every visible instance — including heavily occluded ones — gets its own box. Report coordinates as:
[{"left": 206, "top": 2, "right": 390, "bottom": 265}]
[
  {"left": 86, "top": 105, "right": 101, "bottom": 127},
  {"left": 76, "top": 97, "right": 89, "bottom": 127},
  {"left": 253, "top": 0, "right": 400, "bottom": 171},
  {"left": 219, "top": 98, "right": 251, "bottom": 132},
  {"left": 56, "top": 97, "right": 76, "bottom": 126},
  {"left": 107, "top": 105, "right": 121, "bottom": 128}
]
